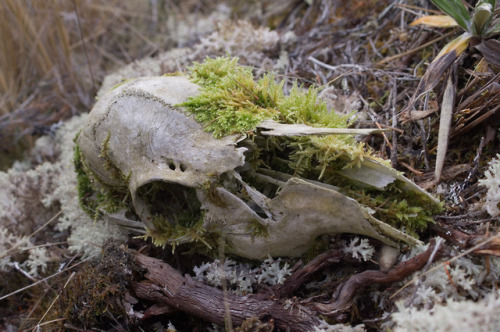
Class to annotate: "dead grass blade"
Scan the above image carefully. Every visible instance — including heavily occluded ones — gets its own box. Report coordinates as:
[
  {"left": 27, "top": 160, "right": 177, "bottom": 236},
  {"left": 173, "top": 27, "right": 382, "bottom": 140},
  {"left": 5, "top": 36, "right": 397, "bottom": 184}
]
[
  {"left": 474, "top": 39, "right": 500, "bottom": 68},
  {"left": 435, "top": 66, "right": 457, "bottom": 181}
]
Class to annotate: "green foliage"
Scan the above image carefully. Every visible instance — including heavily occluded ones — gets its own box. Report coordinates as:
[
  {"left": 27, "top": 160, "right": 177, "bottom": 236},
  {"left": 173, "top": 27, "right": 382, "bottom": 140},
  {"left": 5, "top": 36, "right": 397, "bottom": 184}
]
[
  {"left": 142, "top": 216, "right": 213, "bottom": 252},
  {"left": 73, "top": 136, "right": 128, "bottom": 220},
  {"left": 181, "top": 57, "right": 279, "bottom": 137},
  {"left": 348, "top": 184, "right": 443, "bottom": 236},
  {"left": 431, "top": 0, "right": 472, "bottom": 30},
  {"left": 181, "top": 56, "right": 441, "bottom": 236},
  {"left": 429, "top": 0, "right": 498, "bottom": 36},
  {"left": 183, "top": 56, "right": 356, "bottom": 136},
  {"left": 74, "top": 142, "right": 96, "bottom": 216},
  {"left": 182, "top": 56, "right": 369, "bottom": 176},
  {"left": 246, "top": 218, "right": 269, "bottom": 238},
  {"left": 136, "top": 182, "right": 218, "bottom": 252}
]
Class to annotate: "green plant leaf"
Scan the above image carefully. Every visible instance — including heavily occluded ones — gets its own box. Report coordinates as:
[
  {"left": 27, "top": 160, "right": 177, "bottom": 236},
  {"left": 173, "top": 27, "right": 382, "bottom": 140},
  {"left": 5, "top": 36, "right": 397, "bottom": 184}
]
[
  {"left": 477, "top": 0, "right": 496, "bottom": 8},
  {"left": 472, "top": 1, "right": 494, "bottom": 35},
  {"left": 430, "top": 0, "right": 471, "bottom": 30}
]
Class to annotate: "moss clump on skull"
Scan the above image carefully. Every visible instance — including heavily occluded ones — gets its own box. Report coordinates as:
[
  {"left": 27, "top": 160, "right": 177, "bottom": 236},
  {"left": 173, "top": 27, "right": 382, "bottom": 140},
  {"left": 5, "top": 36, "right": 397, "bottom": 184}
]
[
  {"left": 73, "top": 134, "right": 130, "bottom": 220},
  {"left": 181, "top": 56, "right": 442, "bottom": 235},
  {"left": 135, "top": 181, "right": 219, "bottom": 251},
  {"left": 342, "top": 182, "right": 440, "bottom": 237},
  {"left": 181, "top": 56, "right": 365, "bottom": 173}
]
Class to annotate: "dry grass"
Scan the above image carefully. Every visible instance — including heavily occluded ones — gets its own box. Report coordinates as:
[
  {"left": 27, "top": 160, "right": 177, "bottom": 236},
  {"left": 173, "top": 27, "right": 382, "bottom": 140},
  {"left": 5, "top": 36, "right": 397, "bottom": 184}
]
[
  {"left": 0, "top": 1, "right": 152, "bottom": 165},
  {"left": 1, "top": 0, "right": 144, "bottom": 113},
  {"left": 0, "top": 0, "right": 220, "bottom": 169}
]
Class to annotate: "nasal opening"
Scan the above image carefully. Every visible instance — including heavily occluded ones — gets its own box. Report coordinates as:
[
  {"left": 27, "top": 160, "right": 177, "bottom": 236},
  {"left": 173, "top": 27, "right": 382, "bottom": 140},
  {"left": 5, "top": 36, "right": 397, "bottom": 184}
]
[{"left": 136, "top": 181, "right": 201, "bottom": 227}]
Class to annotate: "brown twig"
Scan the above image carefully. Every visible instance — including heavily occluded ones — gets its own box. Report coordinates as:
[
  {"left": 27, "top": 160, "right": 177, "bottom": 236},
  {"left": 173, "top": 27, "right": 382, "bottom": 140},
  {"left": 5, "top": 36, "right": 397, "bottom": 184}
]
[
  {"left": 431, "top": 221, "right": 500, "bottom": 255},
  {"left": 375, "top": 121, "right": 393, "bottom": 150},
  {"left": 272, "top": 249, "right": 345, "bottom": 299},
  {"left": 312, "top": 238, "right": 449, "bottom": 314},
  {"left": 400, "top": 161, "right": 424, "bottom": 176}
]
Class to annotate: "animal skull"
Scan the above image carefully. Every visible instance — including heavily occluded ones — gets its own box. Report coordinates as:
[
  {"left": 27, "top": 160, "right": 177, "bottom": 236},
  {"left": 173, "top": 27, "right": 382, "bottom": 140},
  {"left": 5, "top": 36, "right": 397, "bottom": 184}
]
[{"left": 77, "top": 76, "right": 427, "bottom": 260}]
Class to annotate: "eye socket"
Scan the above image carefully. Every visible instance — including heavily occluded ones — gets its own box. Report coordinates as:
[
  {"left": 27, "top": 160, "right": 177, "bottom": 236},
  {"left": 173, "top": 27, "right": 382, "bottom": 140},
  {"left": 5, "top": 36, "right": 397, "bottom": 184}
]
[{"left": 168, "top": 160, "right": 176, "bottom": 171}]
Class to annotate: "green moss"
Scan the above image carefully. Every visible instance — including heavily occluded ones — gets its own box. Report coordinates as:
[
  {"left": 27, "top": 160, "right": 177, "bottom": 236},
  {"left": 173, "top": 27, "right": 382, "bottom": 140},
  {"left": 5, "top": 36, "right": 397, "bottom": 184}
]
[
  {"left": 200, "top": 179, "right": 228, "bottom": 207},
  {"left": 181, "top": 56, "right": 374, "bottom": 176},
  {"left": 142, "top": 216, "right": 215, "bottom": 253},
  {"left": 74, "top": 138, "right": 98, "bottom": 216},
  {"left": 181, "top": 56, "right": 441, "bottom": 236},
  {"left": 108, "top": 78, "right": 133, "bottom": 92},
  {"left": 181, "top": 57, "right": 278, "bottom": 137},
  {"left": 73, "top": 134, "right": 128, "bottom": 220},
  {"left": 136, "top": 181, "right": 218, "bottom": 252},
  {"left": 246, "top": 218, "right": 269, "bottom": 238},
  {"left": 344, "top": 183, "right": 442, "bottom": 236}
]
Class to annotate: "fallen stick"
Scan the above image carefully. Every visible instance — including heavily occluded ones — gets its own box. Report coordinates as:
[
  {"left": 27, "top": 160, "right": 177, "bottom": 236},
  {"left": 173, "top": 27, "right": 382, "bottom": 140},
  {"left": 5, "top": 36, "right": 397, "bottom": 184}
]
[
  {"left": 132, "top": 252, "right": 321, "bottom": 331},
  {"left": 272, "top": 249, "right": 344, "bottom": 299}
]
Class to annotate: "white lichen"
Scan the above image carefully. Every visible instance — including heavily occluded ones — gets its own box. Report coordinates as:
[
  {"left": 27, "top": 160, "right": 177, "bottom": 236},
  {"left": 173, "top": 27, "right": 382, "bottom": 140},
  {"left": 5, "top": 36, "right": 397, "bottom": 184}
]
[
  {"left": 47, "top": 115, "right": 130, "bottom": 258},
  {"left": 377, "top": 237, "right": 500, "bottom": 328},
  {"left": 0, "top": 115, "right": 130, "bottom": 277},
  {"left": 0, "top": 162, "right": 61, "bottom": 235},
  {"left": 165, "top": 3, "right": 231, "bottom": 46},
  {"left": 193, "top": 256, "right": 291, "bottom": 294},
  {"left": 479, "top": 154, "right": 500, "bottom": 217},
  {"left": 313, "top": 321, "right": 366, "bottom": 332},
  {"left": 98, "top": 47, "right": 193, "bottom": 97},
  {"left": 393, "top": 240, "right": 480, "bottom": 308},
  {"left": 99, "top": 19, "right": 286, "bottom": 97},
  {"left": 343, "top": 237, "right": 375, "bottom": 261},
  {"left": 0, "top": 228, "right": 30, "bottom": 273},
  {"left": 391, "top": 289, "right": 500, "bottom": 332},
  {"left": 193, "top": 20, "right": 280, "bottom": 67}
]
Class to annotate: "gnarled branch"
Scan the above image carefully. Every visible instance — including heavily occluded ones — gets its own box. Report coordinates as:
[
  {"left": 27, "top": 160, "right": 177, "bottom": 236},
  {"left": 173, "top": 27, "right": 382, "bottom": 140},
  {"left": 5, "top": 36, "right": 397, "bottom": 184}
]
[{"left": 132, "top": 252, "right": 321, "bottom": 331}]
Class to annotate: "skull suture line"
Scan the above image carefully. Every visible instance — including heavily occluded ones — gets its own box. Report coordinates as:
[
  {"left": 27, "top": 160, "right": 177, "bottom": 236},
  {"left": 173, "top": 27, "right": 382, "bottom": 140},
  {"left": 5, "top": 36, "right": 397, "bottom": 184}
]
[{"left": 76, "top": 75, "right": 437, "bottom": 260}]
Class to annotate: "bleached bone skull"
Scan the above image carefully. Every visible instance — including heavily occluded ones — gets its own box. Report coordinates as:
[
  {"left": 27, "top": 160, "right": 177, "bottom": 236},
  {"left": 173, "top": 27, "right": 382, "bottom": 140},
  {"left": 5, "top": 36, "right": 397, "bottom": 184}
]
[{"left": 77, "top": 76, "right": 422, "bottom": 260}]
